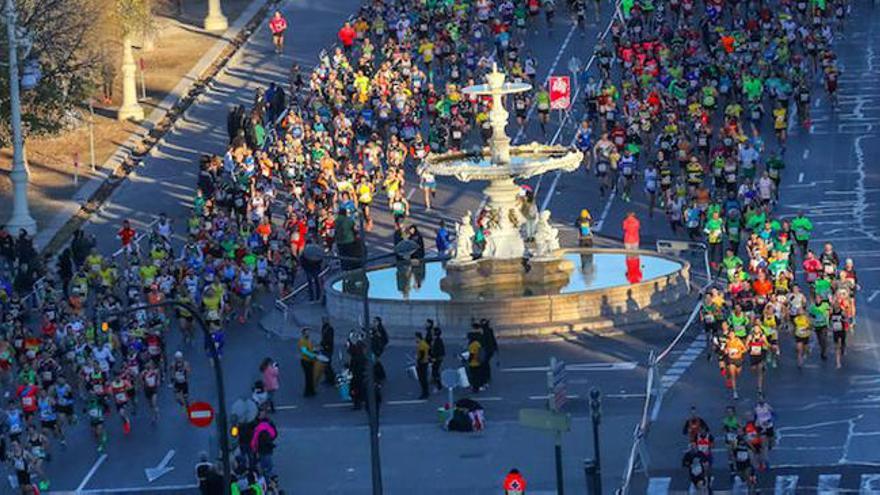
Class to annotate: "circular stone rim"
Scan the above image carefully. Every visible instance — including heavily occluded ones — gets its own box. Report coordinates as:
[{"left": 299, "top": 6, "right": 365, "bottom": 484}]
[{"left": 325, "top": 247, "right": 691, "bottom": 304}]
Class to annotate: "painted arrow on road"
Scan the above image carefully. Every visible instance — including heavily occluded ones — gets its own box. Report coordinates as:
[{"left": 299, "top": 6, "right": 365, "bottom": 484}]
[{"left": 145, "top": 449, "right": 176, "bottom": 483}]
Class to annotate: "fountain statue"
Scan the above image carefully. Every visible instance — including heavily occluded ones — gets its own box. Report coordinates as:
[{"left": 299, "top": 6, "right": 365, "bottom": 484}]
[
  {"left": 421, "top": 65, "right": 583, "bottom": 294},
  {"left": 453, "top": 212, "right": 475, "bottom": 263},
  {"left": 533, "top": 210, "right": 561, "bottom": 258}
]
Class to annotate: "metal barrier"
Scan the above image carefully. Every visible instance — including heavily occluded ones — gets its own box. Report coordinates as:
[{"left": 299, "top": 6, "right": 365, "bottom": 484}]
[
  {"left": 617, "top": 243, "right": 717, "bottom": 493},
  {"left": 16, "top": 217, "right": 160, "bottom": 310},
  {"left": 656, "top": 239, "right": 711, "bottom": 284}
]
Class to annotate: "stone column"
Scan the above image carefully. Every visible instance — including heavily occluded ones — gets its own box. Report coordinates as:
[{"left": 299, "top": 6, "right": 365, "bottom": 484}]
[
  {"left": 204, "top": 0, "right": 228, "bottom": 32},
  {"left": 117, "top": 35, "right": 144, "bottom": 121}
]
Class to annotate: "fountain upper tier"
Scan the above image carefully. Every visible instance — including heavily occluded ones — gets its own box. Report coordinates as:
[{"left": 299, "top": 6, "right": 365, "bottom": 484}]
[{"left": 420, "top": 143, "right": 582, "bottom": 182}]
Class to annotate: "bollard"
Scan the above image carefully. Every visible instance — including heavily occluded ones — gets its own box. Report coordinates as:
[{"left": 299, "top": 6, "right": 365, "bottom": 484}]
[{"left": 584, "top": 459, "right": 600, "bottom": 495}]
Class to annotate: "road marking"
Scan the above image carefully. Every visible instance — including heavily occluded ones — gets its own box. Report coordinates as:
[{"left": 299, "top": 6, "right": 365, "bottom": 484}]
[
  {"left": 605, "top": 393, "right": 647, "bottom": 399},
  {"left": 798, "top": 172, "right": 805, "bottom": 183},
  {"left": 76, "top": 453, "right": 108, "bottom": 492},
  {"left": 406, "top": 187, "right": 416, "bottom": 200},
  {"left": 869, "top": 290, "right": 880, "bottom": 303},
  {"left": 322, "top": 402, "right": 351, "bottom": 408},
  {"left": 275, "top": 404, "right": 299, "bottom": 411},
  {"left": 503, "top": 361, "right": 637, "bottom": 372},
  {"left": 646, "top": 477, "right": 671, "bottom": 494},
  {"left": 861, "top": 474, "right": 880, "bottom": 493},
  {"left": 386, "top": 399, "right": 427, "bottom": 405},
  {"left": 803, "top": 148, "right": 810, "bottom": 160},
  {"left": 76, "top": 483, "right": 201, "bottom": 494},
  {"left": 775, "top": 475, "right": 799, "bottom": 494},
  {"left": 540, "top": 171, "right": 562, "bottom": 211},
  {"left": 817, "top": 473, "right": 842, "bottom": 494},
  {"left": 529, "top": 394, "right": 580, "bottom": 400},
  {"left": 593, "top": 190, "right": 616, "bottom": 232}
]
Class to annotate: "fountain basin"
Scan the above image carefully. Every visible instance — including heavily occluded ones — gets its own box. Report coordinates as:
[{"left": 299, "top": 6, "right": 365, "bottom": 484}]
[{"left": 325, "top": 248, "right": 691, "bottom": 331}]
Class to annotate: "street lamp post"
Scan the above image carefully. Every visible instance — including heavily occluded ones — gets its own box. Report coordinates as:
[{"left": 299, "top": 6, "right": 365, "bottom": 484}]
[
  {"left": 96, "top": 300, "right": 233, "bottom": 495},
  {"left": 4, "top": 0, "right": 36, "bottom": 235},
  {"left": 589, "top": 387, "right": 602, "bottom": 495},
  {"left": 304, "top": 216, "right": 418, "bottom": 495}
]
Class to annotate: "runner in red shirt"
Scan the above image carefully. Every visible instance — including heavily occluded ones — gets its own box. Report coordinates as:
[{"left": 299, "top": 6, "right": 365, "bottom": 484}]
[
  {"left": 268, "top": 11, "right": 288, "bottom": 54},
  {"left": 623, "top": 212, "right": 641, "bottom": 250},
  {"left": 338, "top": 22, "right": 356, "bottom": 51},
  {"left": 117, "top": 220, "right": 136, "bottom": 253}
]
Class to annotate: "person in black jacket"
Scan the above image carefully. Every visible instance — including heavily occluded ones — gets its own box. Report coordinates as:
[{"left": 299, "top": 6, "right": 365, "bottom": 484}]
[
  {"left": 320, "top": 317, "right": 335, "bottom": 385},
  {"left": 479, "top": 319, "right": 499, "bottom": 383},
  {"left": 58, "top": 248, "right": 74, "bottom": 298},
  {"left": 0, "top": 226, "right": 14, "bottom": 271},
  {"left": 430, "top": 327, "right": 445, "bottom": 391},
  {"left": 407, "top": 225, "right": 426, "bottom": 259}
]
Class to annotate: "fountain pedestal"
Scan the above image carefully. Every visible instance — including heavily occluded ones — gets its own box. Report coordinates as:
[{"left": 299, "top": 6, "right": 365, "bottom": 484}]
[{"left": 440, "top": 252, "right": 575, "bottom": 298}]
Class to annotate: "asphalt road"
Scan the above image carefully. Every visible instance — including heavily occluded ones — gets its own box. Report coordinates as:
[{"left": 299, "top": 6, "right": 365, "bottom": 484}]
[
  {"left": 634, "top": 2, "right": 880, "bottom": 493},
  {"left": 31, "top": 0, "right": 880, "bottom": 494}
]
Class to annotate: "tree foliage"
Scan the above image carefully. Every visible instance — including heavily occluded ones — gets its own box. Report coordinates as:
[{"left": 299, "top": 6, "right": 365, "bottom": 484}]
[
  {"left": 0, "top": 0, "right": 103, "bottom": 145},
  {"left": 0, "top": 0, "right": 154, "bottom": 146}
]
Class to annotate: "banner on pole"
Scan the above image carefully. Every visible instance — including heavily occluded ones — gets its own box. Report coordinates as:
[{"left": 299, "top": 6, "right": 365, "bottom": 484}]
[{"left": 548, "top": 76, "right": 571, "bottom": 110}]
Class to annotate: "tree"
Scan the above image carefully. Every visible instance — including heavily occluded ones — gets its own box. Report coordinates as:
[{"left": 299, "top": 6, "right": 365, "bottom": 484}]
[{"left": 0, "top": 0, "right": 103, "bottom": 146}]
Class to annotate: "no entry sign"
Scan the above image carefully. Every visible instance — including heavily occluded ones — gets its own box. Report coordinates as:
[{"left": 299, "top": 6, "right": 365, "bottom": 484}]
[
  {"left": 548, "top": 76, "right": 571, "bottom": 110},
  {"left": 187, "top": 401, "right": 215, "bottom": 428}
]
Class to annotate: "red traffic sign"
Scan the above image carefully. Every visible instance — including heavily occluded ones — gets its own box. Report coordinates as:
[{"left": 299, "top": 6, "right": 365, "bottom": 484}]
[
  {"left": 187, "top": 401, "right": 215, "bottom": 428},
  {"left": 548, "top": 76, "right": 571, "bottom": 110}
]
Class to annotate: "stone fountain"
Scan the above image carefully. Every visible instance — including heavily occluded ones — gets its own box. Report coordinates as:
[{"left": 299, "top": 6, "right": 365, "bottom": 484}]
[{"left": 419, "top": 65, "right": 583, "bottom": 296}]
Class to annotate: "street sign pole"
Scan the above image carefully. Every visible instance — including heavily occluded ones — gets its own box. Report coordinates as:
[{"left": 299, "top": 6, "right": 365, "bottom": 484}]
[{"left": 548, "top": 357, "right": 567, "bottom": 495}]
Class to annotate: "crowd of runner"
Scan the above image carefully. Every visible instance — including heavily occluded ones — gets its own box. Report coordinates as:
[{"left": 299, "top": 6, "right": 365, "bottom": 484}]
[{"left": 0, "top": 0, "right": 861, "bottom": 492}]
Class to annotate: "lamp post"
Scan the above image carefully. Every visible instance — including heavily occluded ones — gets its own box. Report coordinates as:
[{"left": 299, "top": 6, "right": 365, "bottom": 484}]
[
  {"left": 303, "top": 216, "right": 418, "bottom": 495},
  {"left": 96, "top": 300, "right": 232, "bottom": 495},
  {"left": 204, "top": 0, "right": 229, "bottom": 32},
  {"left": 4, "top": 0, "right": 36, "bottom": 235},
  {"left": 117, "top": 35, "right": 144, "bottom": 121},
  {"left": 589, "top": 387, "right": 602, "bottom": 495}
]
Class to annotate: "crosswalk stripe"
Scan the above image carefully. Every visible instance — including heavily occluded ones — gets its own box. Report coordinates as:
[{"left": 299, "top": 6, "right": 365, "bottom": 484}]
[
  {"left": 861, "top": 474, "right": 880, "bottom": 494},
  {"left": 775, "top": 475, "right": 799, "bottom": 494},
  {"left": 818, "top": 474, "right": 842, "bottom": 494},
  {"left": 646, "top": 477, "right": 671, "bottom": 495},
  {"left": 732, "top": 476, "right": 747, "bottom": 495}
]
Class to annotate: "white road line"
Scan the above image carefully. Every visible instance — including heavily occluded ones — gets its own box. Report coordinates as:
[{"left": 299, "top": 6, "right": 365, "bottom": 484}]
[
  {"left": 803, "top": 148, "right": 810, "bottom": 160},
  {"left": 529, "top": 394, "right": 580, "bottom": 400},
  {"left": 274, "top": 405, "right": 299, "bottom": 411},
  {"left": 322, "top": 402, "right": 351, "bottom": 408},
  {"left": 868, "top": 290, "right": 880, "bottom": 303},
  {"left": 798, "top": 172, "right": 805, "bottom": 183},
  {"left": 406, "top": 187, "right": 416, "bottom": 200},
  {"left": 605, "top": 393, "right": 647, "bottom": 399},
  {"left": 593, "top": 190, "right": 616, "bottom": 232},
  {"left": 76, "top": 453, "right": 108, "bottom": 492},
  {"left": 76, "top": 484, "right": 201, "bottom": 494},
  {"left": 386, "top": 399, "right": 427, "bottom": 405},
  {"left": 503, "top": 361, "right": 638, "bottom": 372}
]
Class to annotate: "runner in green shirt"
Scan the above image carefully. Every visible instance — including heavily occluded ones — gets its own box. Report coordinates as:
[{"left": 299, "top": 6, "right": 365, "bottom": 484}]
[{"left": 791, "top": 212, "right": 814, "bottom": 255}]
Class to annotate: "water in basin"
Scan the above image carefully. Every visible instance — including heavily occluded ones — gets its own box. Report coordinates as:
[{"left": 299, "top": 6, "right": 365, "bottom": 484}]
[{"left": 331, "top": 252, "right": 682, "bottom": 301}]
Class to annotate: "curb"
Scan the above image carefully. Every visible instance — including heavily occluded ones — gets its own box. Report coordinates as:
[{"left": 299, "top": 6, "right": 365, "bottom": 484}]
[{"left": 35, "top": 0, "right": 279, "bottom": 255}]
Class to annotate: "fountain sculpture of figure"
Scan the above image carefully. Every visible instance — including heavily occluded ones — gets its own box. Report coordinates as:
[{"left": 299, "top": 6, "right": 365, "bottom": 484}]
[
  {"left": 453, "top": 212, "right": 475, "bottom": 263},
  {"left": 533, "top": 210, "right": 561, "bottom": 258}
]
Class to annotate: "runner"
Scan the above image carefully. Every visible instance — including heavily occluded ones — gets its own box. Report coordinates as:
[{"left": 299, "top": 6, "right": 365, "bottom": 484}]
[{"left": 269, "top": 11, "right": 288, "bottom": 54}]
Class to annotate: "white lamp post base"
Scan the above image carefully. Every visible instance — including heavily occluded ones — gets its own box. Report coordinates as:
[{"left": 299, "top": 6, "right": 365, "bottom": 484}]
[{"left": 204, "top": 0, "right": 228, "bottom": 31}]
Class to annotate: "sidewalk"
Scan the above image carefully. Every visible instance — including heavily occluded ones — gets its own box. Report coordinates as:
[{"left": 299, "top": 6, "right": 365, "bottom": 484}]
[{"left": 0, "top": 0, "right": 272, "bottom": 253}]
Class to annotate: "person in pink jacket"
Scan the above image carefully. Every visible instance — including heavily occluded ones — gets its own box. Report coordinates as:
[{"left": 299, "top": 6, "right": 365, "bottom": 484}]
[
  {"left": 622, "top": 212, "right": 640, "bottom": 250},
  {"left": 261, "top": 358, "right": 280, "bottom": 413}
]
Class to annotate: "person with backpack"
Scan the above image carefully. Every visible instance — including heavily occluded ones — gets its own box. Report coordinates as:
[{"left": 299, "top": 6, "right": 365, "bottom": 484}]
[{"left": 250, "top": 410, "right": 277, "bottom": 477}]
